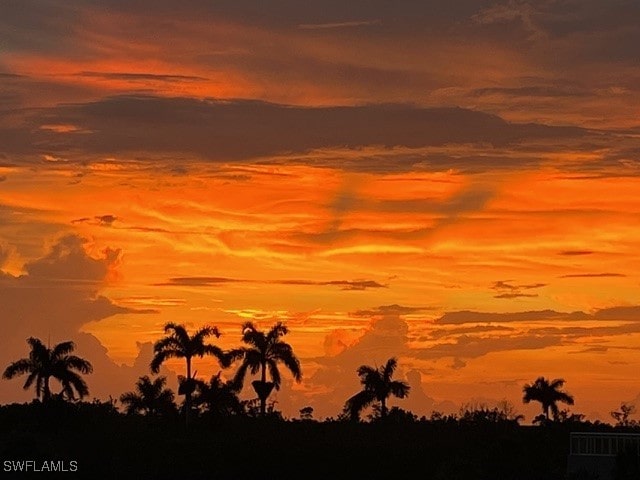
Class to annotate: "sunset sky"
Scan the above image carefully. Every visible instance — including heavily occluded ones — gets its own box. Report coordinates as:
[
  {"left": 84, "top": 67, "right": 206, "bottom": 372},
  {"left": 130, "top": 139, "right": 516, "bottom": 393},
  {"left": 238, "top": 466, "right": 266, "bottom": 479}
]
[{"left": 1, "top": 0, "right": 640, "bottom": 422}]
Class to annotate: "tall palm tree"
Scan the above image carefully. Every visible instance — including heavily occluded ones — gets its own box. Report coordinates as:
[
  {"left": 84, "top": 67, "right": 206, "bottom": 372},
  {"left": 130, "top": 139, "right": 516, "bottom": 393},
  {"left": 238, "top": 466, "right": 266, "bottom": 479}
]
[
  {"left": 2, "top": 337, "right": 93, "bottom": 402},
  {"left": 228, "top": 322, "right": 302, "bottom": 416},
  {"left": 344, "top": 357, "right": 410, "bottom": 421},
  {"left": 522, "top": 376, "right": 574, "bottom": 422},
  {"left": 150, "top": 322, "right": 227, "bottom": 425},
  {"left": 120, "top": 375, "right": 176, "bottom": 416},
  {"left": 192, "top": 372, "right": 243, "bottom": 418}
]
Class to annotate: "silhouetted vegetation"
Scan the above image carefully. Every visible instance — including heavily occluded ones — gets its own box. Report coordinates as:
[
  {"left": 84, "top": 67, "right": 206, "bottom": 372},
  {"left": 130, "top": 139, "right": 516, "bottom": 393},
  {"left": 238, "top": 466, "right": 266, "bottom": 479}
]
[
  {"left": 120, "top": 375, "right": 177, "bottom": 417},
  {"left": 192, "top": 373, "right": 243, "bottom": 419},
  {"left": 523, "top": 376, "right": 575, "bottom": 423},
  {"left": 150, "top": 322, "right": 227, "bottom": 426},
  {"left": 2, "top": 337, "right": 92, "bottom": 402},
  {"left": 343, "top": 357, "right": 410, "bottom": 421},
  {"left": 227, "top": 322, "right": 302, "bottom": 416},
  {"left": 2, "top": 327, "right": 639, "bottom": 479}
]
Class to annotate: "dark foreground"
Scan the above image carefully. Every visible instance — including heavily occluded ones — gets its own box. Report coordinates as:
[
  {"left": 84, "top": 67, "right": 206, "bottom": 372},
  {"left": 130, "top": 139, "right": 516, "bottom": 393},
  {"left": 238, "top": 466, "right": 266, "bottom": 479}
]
[{"left": 1, "top": 402, "right": 638, "bottom": 480}]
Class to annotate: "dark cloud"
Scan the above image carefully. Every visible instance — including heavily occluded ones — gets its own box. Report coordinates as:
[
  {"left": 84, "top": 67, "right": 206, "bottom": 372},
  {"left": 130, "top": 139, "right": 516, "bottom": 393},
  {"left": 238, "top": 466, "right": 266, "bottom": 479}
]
[
  {"left": 434, "top": 309, "right": 589, "bottom": 325},
  {"left": 450, "top": 357, "right": 467, "bottom": 370},
  {"left": 72, "top": 215, "right": 118, "bottom": 227},
  {"left": 425, "top": 324, "right": 515, "bottom": 341},
  {"left": 297, "top": 20, "right": 381, "bottom": 30},
  {"left": 277, "top": 279, "right": 387, "bottom": 291},
  {"left": 491, "top": 280, "right": 546, "bottom": 299},
  {"left": 350, "top": 304, "right": 431, "bottom": 317},
  {"left": 593, "top": 306, "right": 640, "bottom": 321},
  {"left": 75, "top": 71, "right": 209, "bottom": 82},
  {"left": 494, "top": 293, "right": 538, "bottom": 299},
  {"left": 155, "top": 276, "right": 386, "bottom": 291},
  {"left": 570, "top": 346, "right": 609, "bottom": 354},
  {"left": 558, "top": 250, "right": 594, "bottom": 256},
  {"left": 6, "top": 96, "right": 590, "bottom": 170},
  {"left": 414, "top": 334, "right": 561, "bottom": 361},
  {"left": 436, "top": 305, "right": 640, "bottom": 326},
  {"left": 154, "top": 276, "right": 241, "bottom": 287}
]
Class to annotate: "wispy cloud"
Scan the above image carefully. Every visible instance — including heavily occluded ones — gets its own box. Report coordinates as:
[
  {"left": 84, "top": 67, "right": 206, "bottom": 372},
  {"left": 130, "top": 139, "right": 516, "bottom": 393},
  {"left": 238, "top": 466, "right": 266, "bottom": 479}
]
[
  {"left": 559, "top": 273, "right": 626, "bottom": 278},
  {"left": 155, "top": 276, "right": 387, "bottom": 291},
  {"left": 298, "top": 19, "right": 381, "bottom": 30}
]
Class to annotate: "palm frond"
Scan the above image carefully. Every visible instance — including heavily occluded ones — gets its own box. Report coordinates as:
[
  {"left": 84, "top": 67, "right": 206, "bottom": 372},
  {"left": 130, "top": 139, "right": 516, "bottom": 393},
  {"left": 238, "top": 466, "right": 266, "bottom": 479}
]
[
  {"left": 383, "top": 357, "right": 398, "bottom": 381},
  {"left": 152, "top": 335, "right": 183, "bottom": 354},
  {"left": 62, "top": 355, "right": 93, "bottom": 374},
  {"left": 23, "top": 371, "right": 39, "bottom": 390},
  {"left": 271, "top": 343, "right": 302, "bottom": 382},
  {"left": 225, "top": 348, "right": 248, "bottom": 365},
  {"left": 344, "top": 390, "right": 376, "bottom": 421},
  {"left": 389, "top": 380, "right": 410, "bottom": 399},
  {"left": 150, "top": 348, "right": 183, "bottom": 373},
  {"left": 3, "top": 359, "right": 34, "bottom": 379},
  {"left": 57, "top": 370, "right": 89, "bottom": 399},
  {"left": 266, "top": 358, "right": 281, "bottom": 389},
  {"left": 231, "top": 361, "right": 250, "bottom": 391},
  {"left": 201, "top": 345, "right": 226, "bottom": 365},
  {"left": 51, "top": 341, "right": 75, "bottom": 359}
]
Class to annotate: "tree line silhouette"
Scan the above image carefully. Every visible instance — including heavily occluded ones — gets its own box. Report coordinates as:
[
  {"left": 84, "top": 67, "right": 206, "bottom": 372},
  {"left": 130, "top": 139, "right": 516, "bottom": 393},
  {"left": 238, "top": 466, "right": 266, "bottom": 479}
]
[{"left": 1, "top": 322, "right": 636, "bottom": 429}]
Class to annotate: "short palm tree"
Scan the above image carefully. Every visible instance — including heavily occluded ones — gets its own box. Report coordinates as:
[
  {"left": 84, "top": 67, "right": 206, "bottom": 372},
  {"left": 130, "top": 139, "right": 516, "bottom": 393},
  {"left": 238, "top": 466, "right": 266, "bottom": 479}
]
[
  {"left": 2, "top": 337, "right": 93, "bottom": 402},
  {"left": 150, "top": 322, "right": 227, "bottom": 425},
  {"left": 344, "top": 357, "right": 410, "bottom": 421},
  {"left": 228, "top": 322, "right": 302, "bottom": 416},
  {"left": 522, "top": 376, "right": 574, "bottom": 422},
  {"left": 120, "top": 375, "right": 176, "bottom": 416},
  {"left": 192, "top": 372, "right": 243, "bottom": 418}
]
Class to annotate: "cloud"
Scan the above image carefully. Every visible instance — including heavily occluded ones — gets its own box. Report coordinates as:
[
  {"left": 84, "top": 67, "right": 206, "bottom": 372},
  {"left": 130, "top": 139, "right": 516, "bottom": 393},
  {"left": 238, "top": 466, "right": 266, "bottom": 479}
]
[
  {"left": 434, "top": 309, "right": 589, "bottom": 325},
  {"left": 491, "top": 280, "right": 546, "bottom": 299},
  {"left": 414, "top": 334, "right": 561, "bottom": 361},
  {"left": 153, "top": 276, "right": 241, "bottom": 287},
  {"left": 558, "top": 250, "right": 594, "bottom": 256},
  {"left": 155, "top": 276, "right": 387, "bottom": 290},
  {"left": 425, "top": 324, "right": 515, "bottom": 341},
  {"left": 450, "top": 357, "right": 467, "bottom": 370},
  {"left": 350, "top": 304, "right": 431, "bottom": 317},
  {"left": 494, "top": 292, "right": 538, "bottom": 299},
  {"left": 298, "top": 20, "right": 381, "bottom": 30},
  {"left": 72, "top": 215, "right": 118, "bottom": 227},
  {"left": 5, "top": 96, "right": 590, "bottom": 170},
  {"left": 0, "top": 234, "right": 160, "bottom": 404},
  {"left": 559, "top": 273, "right": 626, "bottom": 278},
  {"left": 75, "top": 71, "right": 209, "bottom": 82},
  {"left": 277, "top": 279, "right": 387, "bottom": 291},
  {"left": 435, "top": 305, "right": 640, "bottom": 326}
]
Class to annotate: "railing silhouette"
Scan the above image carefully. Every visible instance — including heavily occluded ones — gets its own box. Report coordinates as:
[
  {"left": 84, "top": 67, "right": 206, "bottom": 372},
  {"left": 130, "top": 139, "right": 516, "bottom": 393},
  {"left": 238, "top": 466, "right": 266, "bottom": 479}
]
[{"left": 570, "top": 432, "right": 640, "bottom": 457}]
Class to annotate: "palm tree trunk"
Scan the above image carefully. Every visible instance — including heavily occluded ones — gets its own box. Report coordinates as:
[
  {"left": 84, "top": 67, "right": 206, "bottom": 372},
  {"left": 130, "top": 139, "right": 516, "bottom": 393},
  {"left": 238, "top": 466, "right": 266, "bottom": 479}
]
[
  {"left": 185, "top": 357, "right": 192, "bottom": 427},
  {"left": 43, "top": 376, "right": 51, "bottom": 403},
  {"left": 381, "top": 398, "right": 387, "bottom": 418},
  {"left": 260, "top": 361, "right": 267, "bottom": 416}
]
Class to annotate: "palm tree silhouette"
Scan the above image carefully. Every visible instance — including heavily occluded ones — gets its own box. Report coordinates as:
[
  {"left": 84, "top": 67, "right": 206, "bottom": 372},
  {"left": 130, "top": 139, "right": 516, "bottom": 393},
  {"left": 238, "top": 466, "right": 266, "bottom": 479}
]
[
  {"left": 120, "top": 375, "right": 176, "bottom": 416},
  {"left": 192, "top": 372, "right": 243, "bottom": 418},
  {"left": 344, "top": 357, "right": 410, "bottom": 421},
  {"left": 228, "top": 322, "right": 302, "bottom": 416},
  {"left": 2, "top": 337, "right": 93, "bottom": 402},
  {"left": 150, "top": 322, "right": 227, "bottom": 425},
  {"left": 522, "top": 376, "right": 574, "bottom": 422}
]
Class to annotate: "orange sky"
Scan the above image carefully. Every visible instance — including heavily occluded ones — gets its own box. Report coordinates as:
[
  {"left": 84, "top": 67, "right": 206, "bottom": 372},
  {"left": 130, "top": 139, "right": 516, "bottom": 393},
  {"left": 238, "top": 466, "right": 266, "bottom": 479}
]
[{"left": 1, "top": 0, "right": 640, "bottom": 422}]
